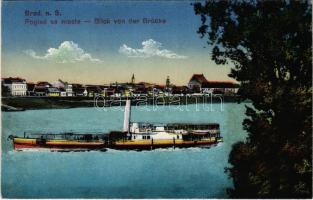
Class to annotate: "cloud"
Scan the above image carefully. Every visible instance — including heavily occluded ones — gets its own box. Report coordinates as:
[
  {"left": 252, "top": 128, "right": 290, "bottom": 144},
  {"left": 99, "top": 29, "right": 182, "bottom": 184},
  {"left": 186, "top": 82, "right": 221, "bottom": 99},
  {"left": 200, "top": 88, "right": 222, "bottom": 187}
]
[
  {"left": 119, "top": 39, "right": 187, "bottom": 59},
  {"left": 24, "top": 41, "right": 102, "bottom": 63}
]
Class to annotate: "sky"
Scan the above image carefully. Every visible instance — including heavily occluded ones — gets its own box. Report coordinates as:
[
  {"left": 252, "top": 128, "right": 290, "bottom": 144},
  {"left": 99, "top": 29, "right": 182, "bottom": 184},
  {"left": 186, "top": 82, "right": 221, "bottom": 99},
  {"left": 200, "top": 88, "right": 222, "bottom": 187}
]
[{"left": 2, "top": 1, "right": 235, "bottom": 85}]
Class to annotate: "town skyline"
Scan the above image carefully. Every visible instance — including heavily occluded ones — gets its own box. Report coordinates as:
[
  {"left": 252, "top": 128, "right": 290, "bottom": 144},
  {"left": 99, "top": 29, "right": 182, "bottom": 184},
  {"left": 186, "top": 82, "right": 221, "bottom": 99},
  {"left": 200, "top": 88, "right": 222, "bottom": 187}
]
[
  {"left": 2, "top": 1, "right": 235, "bottom": 85},
  {"left": 2, "top": 72, "right": 237, "bottom": 86},
  {"left": 2, "top": 73, "right": 239, "bottom": 98}
]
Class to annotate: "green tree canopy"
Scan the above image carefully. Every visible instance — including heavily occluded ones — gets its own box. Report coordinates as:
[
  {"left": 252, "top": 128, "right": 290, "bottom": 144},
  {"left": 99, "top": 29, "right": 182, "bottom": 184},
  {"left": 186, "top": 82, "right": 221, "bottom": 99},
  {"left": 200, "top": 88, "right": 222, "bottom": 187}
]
[{"left": 194, "top": 0, "right": 312, "bottom": 198}]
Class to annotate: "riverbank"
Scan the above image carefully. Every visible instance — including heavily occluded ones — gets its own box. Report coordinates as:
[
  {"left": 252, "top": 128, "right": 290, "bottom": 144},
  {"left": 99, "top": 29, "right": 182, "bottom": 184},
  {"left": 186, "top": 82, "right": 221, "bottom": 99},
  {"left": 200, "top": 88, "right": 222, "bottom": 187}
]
[{"left": 1, "top": 95, "right": 246, "bottom": 111}]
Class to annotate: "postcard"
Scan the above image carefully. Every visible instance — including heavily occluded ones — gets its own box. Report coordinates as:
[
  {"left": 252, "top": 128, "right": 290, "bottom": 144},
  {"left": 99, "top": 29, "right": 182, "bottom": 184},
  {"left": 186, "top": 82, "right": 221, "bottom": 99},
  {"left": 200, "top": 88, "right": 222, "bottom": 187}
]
[{"left": 1, "top": 0, "right": 311, "bottom": 199}]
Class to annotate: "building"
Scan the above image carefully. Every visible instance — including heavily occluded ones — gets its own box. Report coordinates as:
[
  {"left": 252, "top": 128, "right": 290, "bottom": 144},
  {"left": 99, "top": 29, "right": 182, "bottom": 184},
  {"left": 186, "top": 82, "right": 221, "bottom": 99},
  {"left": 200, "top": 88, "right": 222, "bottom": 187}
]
[
  {"left": 26, "top": 82, "right": 36, "bottom": 96},
  {"left": 172, "top": 86, "right": 189, "bottom": 96},
  {"left": 188, "top": 74, "right": 239, "bottom": 95},
  {"left": 53, "top": 79, "right": 73, "bottom": 97},
  {"left": 47, "top": 87, "right": 60, "bottom": 97},
  {"left": 2, "top": 77, "right": 27, "bottom": 96},
  {"left": 33, "top": 81, "right": 52, "bottom": 96},
  {"left": 59, "top": 88, "right": 67, "bottom": 97},
  {"left": 201, "top": 81, "right": 239, "bottom": 95},
  {"left": 85, "top": 85, "right": 103, "bottom": 97},
  {"left": 166, "top": 76, "right": 170, "bottom": 88},
  {"left": 83, "top": 88, "right": 88, "bottom": 96},
  {"left": 34, "top": 88, "right": 47, "bottom": 96},
  {"left": 72, "top": 84, "right": 86, "bottom": 96},
  {"left": 105, "top": 87, "right": 116, "bottom": 97},
  {"left": 188, "top": 74, "right": 208, "bottom": 92},
  {"left": 131, "top": 74, "right": 135, "bottom": 84},
  {"left": 65, "top": 84, "right": 73, "bottom": 96}
]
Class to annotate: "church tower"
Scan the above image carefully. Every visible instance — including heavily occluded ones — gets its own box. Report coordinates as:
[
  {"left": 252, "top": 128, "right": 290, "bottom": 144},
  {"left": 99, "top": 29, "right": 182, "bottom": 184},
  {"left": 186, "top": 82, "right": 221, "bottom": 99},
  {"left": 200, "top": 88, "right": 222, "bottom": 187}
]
[
  {"left": 166, "top": 75, "right": 171, "bottom": 88},
  {"left": 131, "top": 74, "right": 135, "bottom": 84}
]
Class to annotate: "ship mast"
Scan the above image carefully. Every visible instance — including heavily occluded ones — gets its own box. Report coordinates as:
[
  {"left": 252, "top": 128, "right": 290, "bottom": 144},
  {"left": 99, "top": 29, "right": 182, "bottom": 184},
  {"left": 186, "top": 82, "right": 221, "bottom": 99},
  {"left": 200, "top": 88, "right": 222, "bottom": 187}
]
[{"left": 123, "top": 99, "right": 131, "bottom": 133}]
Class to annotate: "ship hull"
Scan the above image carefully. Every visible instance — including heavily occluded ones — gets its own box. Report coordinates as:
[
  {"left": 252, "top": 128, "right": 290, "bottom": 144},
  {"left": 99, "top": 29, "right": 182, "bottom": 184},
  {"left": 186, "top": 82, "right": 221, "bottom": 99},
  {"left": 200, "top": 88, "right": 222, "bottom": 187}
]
[
  {"left": 113, "top": 139, "right": 219, "bottom": 150},
  {"left": 13, "top": 138, "right": 106, "bottom": 151},
  {"left": 12, "top": 137, "right": 222, "bottom": 151}
]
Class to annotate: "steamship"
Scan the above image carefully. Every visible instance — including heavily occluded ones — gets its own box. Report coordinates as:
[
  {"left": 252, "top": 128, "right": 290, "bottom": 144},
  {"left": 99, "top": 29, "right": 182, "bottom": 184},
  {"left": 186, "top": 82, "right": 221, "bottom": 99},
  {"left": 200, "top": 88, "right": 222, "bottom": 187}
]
[{"left": 9, "top": 100, "right": 222, "bottom": 151}]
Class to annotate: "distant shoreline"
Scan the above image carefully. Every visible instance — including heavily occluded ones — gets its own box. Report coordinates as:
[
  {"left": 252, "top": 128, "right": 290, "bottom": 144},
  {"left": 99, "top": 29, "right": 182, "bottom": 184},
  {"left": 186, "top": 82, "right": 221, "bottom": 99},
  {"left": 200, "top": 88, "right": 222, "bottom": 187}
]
[{"left": 1, "top": 96, "right": 249, "bottom": 111}]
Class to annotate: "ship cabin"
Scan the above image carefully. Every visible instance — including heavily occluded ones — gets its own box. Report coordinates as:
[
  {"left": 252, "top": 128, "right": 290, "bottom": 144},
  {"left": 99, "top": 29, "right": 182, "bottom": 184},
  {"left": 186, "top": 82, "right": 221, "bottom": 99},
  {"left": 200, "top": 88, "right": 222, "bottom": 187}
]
[
  {"left": 129, "top": 122, "right": 220, "bottom": 141},
  {"left": 22, "top": 132, "right": 108, "bottom": 141}
]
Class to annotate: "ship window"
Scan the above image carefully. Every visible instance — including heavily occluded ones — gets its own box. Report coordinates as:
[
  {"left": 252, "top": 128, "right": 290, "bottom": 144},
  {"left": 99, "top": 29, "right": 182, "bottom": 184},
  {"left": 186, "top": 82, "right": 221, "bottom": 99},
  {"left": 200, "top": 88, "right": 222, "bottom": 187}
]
[
  {"left": 177, "top": 135, "right": 179, "bottom": 139},
  {"left": 147, "top": 136, "right": 150, "bottom": 139},
  {"left": 143, "top": 136, "right": 146, "bottom": 139}
]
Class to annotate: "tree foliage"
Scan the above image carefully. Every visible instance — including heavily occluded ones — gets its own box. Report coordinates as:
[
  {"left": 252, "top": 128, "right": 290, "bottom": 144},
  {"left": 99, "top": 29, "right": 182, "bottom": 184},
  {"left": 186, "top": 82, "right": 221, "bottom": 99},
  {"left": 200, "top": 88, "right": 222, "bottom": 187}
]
[{"left": 194, "top": 0, "right": 312, "bottom": 198}]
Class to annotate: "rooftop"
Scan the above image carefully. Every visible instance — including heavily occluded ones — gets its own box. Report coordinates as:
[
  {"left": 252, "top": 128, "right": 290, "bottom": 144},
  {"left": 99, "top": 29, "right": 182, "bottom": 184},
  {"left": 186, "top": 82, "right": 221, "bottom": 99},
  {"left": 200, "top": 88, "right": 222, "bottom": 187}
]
[
  {"left": 47, "top": 87, "right": 60, "bottom": 93},
  {"left": 2, "top": 77, "right": 26, "bottom": 84},
  {"left": 189, "top": 74, "right": 208, "bottom": 84}
]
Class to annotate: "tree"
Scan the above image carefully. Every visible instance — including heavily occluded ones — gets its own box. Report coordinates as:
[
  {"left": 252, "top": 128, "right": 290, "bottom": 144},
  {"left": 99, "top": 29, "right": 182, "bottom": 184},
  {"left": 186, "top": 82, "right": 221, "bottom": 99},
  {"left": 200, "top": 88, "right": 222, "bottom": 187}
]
[
  {"left": 2, "top": 84, "right": 11, "bottom": 96},
  {"left": 194, "top": 1, "right": 312, "bottom": 198}
]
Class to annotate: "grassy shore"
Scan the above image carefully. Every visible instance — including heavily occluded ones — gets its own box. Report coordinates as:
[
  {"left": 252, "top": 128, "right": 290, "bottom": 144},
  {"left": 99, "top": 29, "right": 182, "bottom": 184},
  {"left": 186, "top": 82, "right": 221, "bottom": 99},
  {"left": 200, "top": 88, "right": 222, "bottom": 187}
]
[{"left": 2, "top": 95, "right": 243, "bottom": 111}]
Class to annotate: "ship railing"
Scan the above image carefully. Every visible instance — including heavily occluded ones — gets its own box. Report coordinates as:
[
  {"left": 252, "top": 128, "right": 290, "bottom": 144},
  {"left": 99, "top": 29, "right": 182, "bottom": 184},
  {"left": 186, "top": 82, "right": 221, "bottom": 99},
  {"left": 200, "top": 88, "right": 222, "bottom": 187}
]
[
  {"left": 135, "top": 122, "right": 220, "bottom": 130},
  {"left": 23, "top": 132, "right": 109, "bottom": 141}
]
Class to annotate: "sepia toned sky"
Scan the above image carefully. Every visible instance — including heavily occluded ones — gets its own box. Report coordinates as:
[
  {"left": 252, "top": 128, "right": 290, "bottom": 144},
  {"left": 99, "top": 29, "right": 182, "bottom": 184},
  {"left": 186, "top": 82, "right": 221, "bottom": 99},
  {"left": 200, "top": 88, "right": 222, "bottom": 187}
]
[{"left": 2, "top": 1, "right": 236, "bottom": 85}]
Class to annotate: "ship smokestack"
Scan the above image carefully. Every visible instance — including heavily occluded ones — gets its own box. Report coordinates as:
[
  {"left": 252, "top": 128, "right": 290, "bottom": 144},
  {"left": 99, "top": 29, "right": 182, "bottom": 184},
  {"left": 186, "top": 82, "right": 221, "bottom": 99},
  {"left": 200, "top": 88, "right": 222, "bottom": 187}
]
[{"left": 123, "top": 100, "right": 131, "bottom": 132}]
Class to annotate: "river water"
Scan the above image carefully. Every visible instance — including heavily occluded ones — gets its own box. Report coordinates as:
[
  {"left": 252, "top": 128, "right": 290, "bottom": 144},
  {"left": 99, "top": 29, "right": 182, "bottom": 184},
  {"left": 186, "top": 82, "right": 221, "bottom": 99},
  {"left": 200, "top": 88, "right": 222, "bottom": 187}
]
[{"left": 2, "top": 103, "right": 247, "bottom": 198}]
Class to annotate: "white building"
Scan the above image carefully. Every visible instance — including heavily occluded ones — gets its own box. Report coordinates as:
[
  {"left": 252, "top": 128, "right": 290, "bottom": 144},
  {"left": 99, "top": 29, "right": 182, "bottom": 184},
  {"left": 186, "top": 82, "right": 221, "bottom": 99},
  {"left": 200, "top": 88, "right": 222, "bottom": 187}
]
[
  {"left": 83, "top": 88, "right": 88, "bottom": 96},
  {"left": 2, "top": 77, "right": 27, "bottom": 96},
  {"left": 201, "top": 82, "right": 239, "bottom": 95},
  {"left": 188, "top": 74, "right": 208, "bottom": 91},
  {"left": 60, "top": 89, "right": 67, "bottom": 97},
  {"left": 53, "top": 79, "right": 73, "bottom": 96},
  {"left": 65, "top": 84, "right": 73, "bottom": 96}
]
